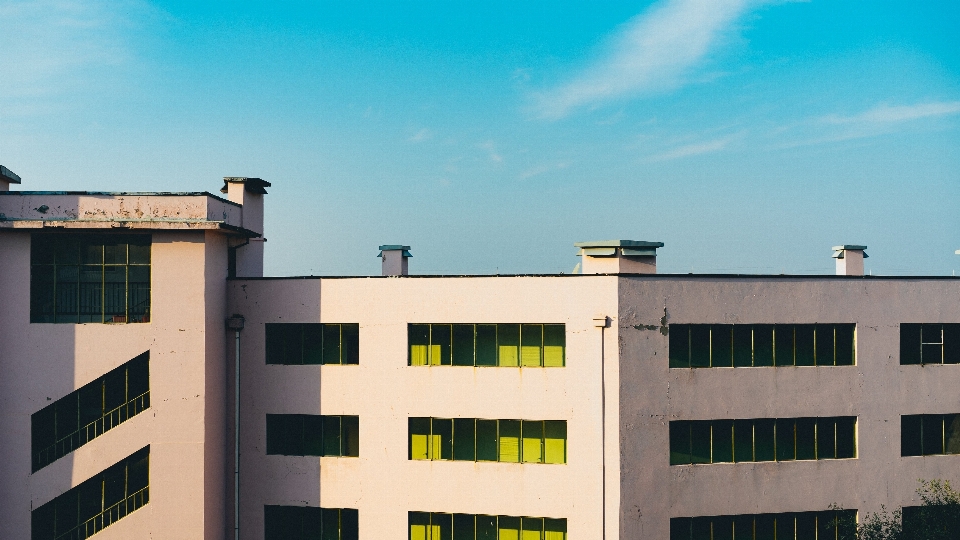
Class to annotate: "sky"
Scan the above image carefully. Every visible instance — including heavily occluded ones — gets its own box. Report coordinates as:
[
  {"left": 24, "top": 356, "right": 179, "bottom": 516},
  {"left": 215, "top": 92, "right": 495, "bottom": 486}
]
[{"left": 1, "top": 0, "right": 959, "bottom": 276}]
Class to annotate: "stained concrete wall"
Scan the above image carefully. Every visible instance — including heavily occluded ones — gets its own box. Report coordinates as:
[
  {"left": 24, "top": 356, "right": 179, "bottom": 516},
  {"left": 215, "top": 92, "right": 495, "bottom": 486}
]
[
  {"left": 617, "top": 276, "right": 960, "bottom": 539},
  {"left": 227, "top": 275, "right": 620, "bottom": 540}
]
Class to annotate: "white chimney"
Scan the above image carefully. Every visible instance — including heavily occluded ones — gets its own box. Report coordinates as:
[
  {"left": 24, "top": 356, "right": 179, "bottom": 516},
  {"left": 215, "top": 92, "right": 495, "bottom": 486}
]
[
  {"left": 832, "top": 245, "right": 867, "bottom": 276},
  {"left": 379, "top": 245, "right": 411, "bottom": 276},
  {"left": 574, "top": 240, "right": 664, "bottom": 274}
]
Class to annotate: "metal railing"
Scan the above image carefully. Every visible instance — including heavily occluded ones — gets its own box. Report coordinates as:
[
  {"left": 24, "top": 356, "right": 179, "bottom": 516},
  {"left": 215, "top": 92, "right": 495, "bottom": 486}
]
[
  {"left": 55, "top": 487, "right": 149, "bottom": 540},
  {"left": 34, "top": 392, "right": 150, "bottom": 470}
]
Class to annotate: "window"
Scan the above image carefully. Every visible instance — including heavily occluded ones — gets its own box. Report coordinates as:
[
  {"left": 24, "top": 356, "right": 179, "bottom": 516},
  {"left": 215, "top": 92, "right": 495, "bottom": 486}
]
[
  {"left": 265, "top": 506, "right": 358, "bottom": 540},
  {"left": 266, "top": 414, "right": 359, "bottom": 457},
  {"left": 670, "top": 509, "right": 856, "bottom": 540},
  {"left": 900, "top": 324, "right": 960, "bottom": 365},
  {"left": 265, "top": 323, "right": 360, "bottom": 365},
  {"left": 409, "top": 512, "right": 566, "bottom": 540},
  {"left": 32, "top": 352, "right": 150, "bottom": 472},
  {"left": 31, "top": 446, "right": 149, "bottom": 540},
  {"left": 30, "top": 234, "right": 151, "bottom": 324},
  {"left": 409, "top": 418, "right": 566, "bottom": 464},
  {"left": 670, "top": 417, "right": 856, "bottom": 465},
  {"left": 669, "top": 324, "right": 855, "bottom": 368},
  {"left": 408, "top": 324, "right": 565, "bottom": 367},
  {"left": 901, "top": 414, "right": 960, "bottom": 456}
]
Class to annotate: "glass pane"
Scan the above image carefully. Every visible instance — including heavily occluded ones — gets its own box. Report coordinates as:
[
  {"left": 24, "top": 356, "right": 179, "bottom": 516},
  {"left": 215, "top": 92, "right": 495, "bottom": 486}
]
[
  {"left": 303, "top": 324, "right": 323, "bottom": 365},
  {"left": 835, "top": 324, "right": 855, "bottom": 366},
  {"left": 543, "top": 325, "right": 565, "bottom": 367},
  {"left": 777, "top": 515, "right": 795, "bottom": 540},
  {"left": 776, "top": 419, "right": 795, "bottom": 461},
  {"left": 410, "top": 512, "right": 431, "bottom": 540},
  {"left": 795, "top": 325, "right": 815, "bottom": 366},
  {"left": 30, "top": 264, "right": 56, "bottom": 323},
  {"left": 476, "top": 325, "right": 497, "bottom": 366},
  {"left": 126, "top": 266, "right": 149, "bottom": 323},
  {"left": 712, "top": 325, "right": 733, "bottom": 367},
  {"left": 266, "top": 415, "right": 294, "bottom": 455},
  {"left": 544, "top": 421, "right": 567, "bottom": 464},
  {"left": 774, "top": 325, "right": 794, "bottom": 366},
  {"left": 477, "top": 515, "right": 497, "bottom": 540},
  {"left": 521, "top": 324, "right": 543, "bottom": 367},
  {"left": 341, "top": 509, "right": 359, "bottom": 540},
  {"left": 433, "top": 513, "right": 453, "bottom": 540},
  {"left": 322, "top": 416, "right": 342, "bottom": 457},
  {"left": 755, "top": 514, "right": 775, "bottom": 540},
  {"left": 103, "top": 241, "right": 126, "bottom": 265},
  {"left": 922, "top": 343, "right": 943, "bottom": 364},
  {"left": 734, "top": 420, "right": 753, "bottom": 462},
  {"left": 796, "top": 418, "right": 816, "bottom": 460},
  {"left": 265, "top": 324, "right": 285, "bottom": 365},
  {"left": 79, "top": 265, "right": 102, "bottom": 323},
  {"left": 521, "top": 518, "right": 543, "bottom": 540},
  {"left": 733, "top": 326, "right": 753, "bottom": 367},
  {"left": 670, "top": 518, "right": 691, "bottom": 540},
  {"left": 922, "top": 323, "right": 943, "bottom": 343},
  {"left": 817, "top": 418, "right": 837, "bottom": 460},
  {"left": 454, "top": 419, "right": 476, "bottom": 461},
  {"left": 712, "top": 420, "right": 733, "bottom": 463},
  {"left": 754, "top": 419, "right": 776, "bottom": 462},
  {"left": 54, "top": 237, "right": 80, "bottom": 264},
  {"left": 796, "top": 512, "right": 817, "bottom": 540},
  {"left": 55, "top": 264, "right": 79, "bottom": 323},
  {"left": 815, "top": 325, "right": 835, "bottom": 366},
  {"left": 56, "top": 394, "right": 79, "bottom": 443},
  {"left": 817, "top": 511, "right": 837, "bottom": 540},
  {"left": 432, "top": 418, "right": 453, "bottom": 460},
  {"left": 521, "top": 421, "right": 543, "bottom": 463},
  {"left": 100, "top": 265, "right": 125, "bottom": 322},
  {"left": 81, "top": 242, "right": 102, "bottom": 265},
  {"left": 341, "top": 324, "right": 360, "bottom": 365},
  {"left": 836, "top": 417, "right": 856, "bottom": 459},
  {"left": 690, "top": 421, "right": 711, "bottom": 464},
  {"left": 31, "top": 234, "right": 56, "bottom": 264},
  {"left": 713, "top": 516, "right": 733, "bottom": 540},
  {"left": 453, "top": 325, "right": 476, "bottom": 366},
  {"left": 31, "top": 405, "right": 57, "bottom": 458},
  {"left": 901, "top": 415, "right": 922, "bottom": 456},
  {"left": 944, "top": 324, "right": 960, "bottom": 364},
  {"left": 753, "top": 324, "right": 773, "bottom": 367},
  {"left": 322, "top": 325, "right": 342, "bottom": 365},
  {"left": 900, "top": 324, "right": 922, "bottom": 365},
  {"left": 499, "top": 420, "right": 520, "bottom": 462},
  {"left": 321, "top": 508, "right": 340, "bottom": 540},
  {"left": 669, "top": 325, "right": 690, "bottom": 368},
  {"left": 691, "top": 517, "right": 711, "bottom": 540},
  {"left": 476, "top": 420, "right": 498, "bottom": 461},
  {"left": 128, "top": 240, "right": 151, "bottom": 265},
  {"left": 302, "top": 415, "right": 324, "bottom": 456},
  {"left": 922, "top": 415, "right": 944, "bottom": 455},
  {"left": 670, "top": 422, "right": 691, "bottom": 465},
  {"left": 79, "top": 382, "right": 103, "bottom": 427},
  {"left": 498, "top": 324, "right": 520, "bottom": 367},
  {"left": 733, "top": 515, "right": 753, "bottom": 540},
  {"left": 543, "top": 519, "right": 566, "bottom": 540},
  {"left": 945, "top": 414, "right": 960, "bottom": 454},
  {"left": 410, "top": 417, "right": 431, "bottom": 460},
  {"left": 409, "top": 324, "right": 430, "bottom": 366},
  {"left": 342, "top": 416, "right": 359, "bottom": 457},
  {"left": 432, "top": 324, "right": 452, "bottom": 366},
  {"left": 690, "top": 326, "right": 710, "bottom": 368},
  {"left": 498, "top": 516, "right": 520, "bottom": 540},
  {"left": 454, "top": 514, "right": 476, "bottom": 540}
]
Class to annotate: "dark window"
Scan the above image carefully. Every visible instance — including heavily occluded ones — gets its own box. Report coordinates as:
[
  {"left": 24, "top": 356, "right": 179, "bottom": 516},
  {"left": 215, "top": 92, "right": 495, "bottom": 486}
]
[
  {"left": 31, "top": 447, "right": 149, "bottom": 540},
  {"left": 32, "top": 352, "right": 150, "bottom": 472},
  {"left": 410, "top": 512, "right": 566, "bottom": 540},
  {"left": 408, "top": 324, "right": 565, "bottom": 367},
  {"left": 670, "top": 509, "right": 857, "bottom": 540},
  {"left": 265, "top": 323, "right": 360, "bottom": 365},
  {"left": 902, "top": 414, "right": 960, "bottom": 456},
  {"left": 31, "top": 234, "right": 151, "bottom": 324},
  {"left": 669, "top": 324, "right": 855, "bottom": 368},
  {"left": 266, "top": 414, "right": 359, "bottom": 457},
  {"left": 901, "top": 323, "right": 960, "bottom": 365},
  {"left": 265, "top": 506, "right": 358, "bottom": 540},
  {"left": 410, "top": 418, "right": 566, "bottom": 464},
  {"left": 670, "top": 417, "right": 857, "bottom": 465}
]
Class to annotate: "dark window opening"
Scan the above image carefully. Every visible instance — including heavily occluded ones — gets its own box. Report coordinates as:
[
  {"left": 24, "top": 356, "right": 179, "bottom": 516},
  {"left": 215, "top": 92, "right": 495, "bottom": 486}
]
[
  {"left": 669, "top": 324, "right": 856, "bottom": 368},
  {"left": 266, "top": 414, "right": 359, "bottom": 457},
  {"left": 266, "top": 323, "right": 360, "bottom": 365}
]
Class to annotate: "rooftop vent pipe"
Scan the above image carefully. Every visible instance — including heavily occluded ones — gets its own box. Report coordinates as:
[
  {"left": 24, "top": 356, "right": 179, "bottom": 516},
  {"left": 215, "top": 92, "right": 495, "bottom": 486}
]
[
  {"left": 832, "top": 245, "right": 867, "bottom": 276},
  {"left": 574, "top": 240, "right": 664, "bottom": 274},
  {"left": 379, "top": 245, "right": 411, "bottom": 276}
]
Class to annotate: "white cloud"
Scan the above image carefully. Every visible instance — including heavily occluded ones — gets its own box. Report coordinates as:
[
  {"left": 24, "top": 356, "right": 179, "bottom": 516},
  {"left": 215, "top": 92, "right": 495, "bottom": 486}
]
[
  {"left": 535, "top": 0, "right": 756, "bottom": 119},
  {"left": 648, "top": 132, "right": 741, "bottom": 161},
  {"left": 408, "top": 128, "right": 432, "bottom": 142},
  {"left": 820, "top": 101, "right": 960, "bottom": 125}
]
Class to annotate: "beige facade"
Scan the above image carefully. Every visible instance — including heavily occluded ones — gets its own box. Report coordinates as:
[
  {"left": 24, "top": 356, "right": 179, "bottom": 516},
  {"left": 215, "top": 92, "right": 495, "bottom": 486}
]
[{"left": 1, "top": 174, "right": 959, "bottom": 539}]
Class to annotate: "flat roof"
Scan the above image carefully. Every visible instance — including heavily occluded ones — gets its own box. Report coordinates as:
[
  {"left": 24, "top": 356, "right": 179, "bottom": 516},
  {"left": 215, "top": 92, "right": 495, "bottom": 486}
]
[
  {"left": 229, "top": 273, "right": 960, "bottom": 281},
  {"left": 0, "top": 191, "right": 241, "bottom": 207}
]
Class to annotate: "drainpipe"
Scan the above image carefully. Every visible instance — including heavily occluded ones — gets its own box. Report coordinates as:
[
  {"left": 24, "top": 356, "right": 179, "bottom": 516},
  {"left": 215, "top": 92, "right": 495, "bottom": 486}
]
[
  {"left": 227, "top": 315, "right": 245, "bottom": 540},
  {"left": 593, "top": 315, "right": 610, "bottom": 540}
]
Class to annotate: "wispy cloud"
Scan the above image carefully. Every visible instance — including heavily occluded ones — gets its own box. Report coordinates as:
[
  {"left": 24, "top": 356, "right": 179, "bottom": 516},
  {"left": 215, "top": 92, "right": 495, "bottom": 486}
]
[
  {"left": 820, "top": 101, "right": 960, "bottom": 125},
  {"left": 648, "top": 132, "right": 742, "bottom": 161},
  {"left": 408, "top": 128, "right": 432, "bottom": 142},
  {"left": 478, "top": 141, "right": 503, "bottom": 163},
  {"left": 535, "top": 0, "right": 757, "bottom": 119},
  {"left": 519, "top": 161, "right": 571, "bottom": 180}
]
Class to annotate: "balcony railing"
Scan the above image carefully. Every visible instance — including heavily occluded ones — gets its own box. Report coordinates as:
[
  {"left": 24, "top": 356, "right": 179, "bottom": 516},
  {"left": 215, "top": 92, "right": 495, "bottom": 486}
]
[{"left": 55, "top": 486, "right": 149, "bottom": 540}]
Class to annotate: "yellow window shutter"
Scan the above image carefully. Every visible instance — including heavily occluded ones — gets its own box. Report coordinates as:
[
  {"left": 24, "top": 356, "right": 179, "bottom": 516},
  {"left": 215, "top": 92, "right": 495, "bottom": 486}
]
[{"left": 411, "top": 345, "right": 428, "bottom": 366}]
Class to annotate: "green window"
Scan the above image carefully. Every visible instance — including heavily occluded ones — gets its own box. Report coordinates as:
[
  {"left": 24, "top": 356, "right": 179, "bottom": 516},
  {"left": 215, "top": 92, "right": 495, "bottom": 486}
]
[
  {"left": 31, "top": 447, "right": 149, "bottom": 540},
  {"left": 669, "top": 324, "right": 856, "bottom": 368},
  {"left": 30, "top": 234, "right": 151, "bottom": 323},
  {"left": 901, "top": 414, "right": 960, "bottom": 456},
  {"left": 409, "top": 418, "right": 566, "bottom": 464},
  {"left": 670, "top": 509, "right": 857, "bottom": 540},
  {"left": 409, "top": 324, "right": 565, "bottom": 367},
  {"left": 409, "top": 512, "right": 566, "bottom": 540},
  {"left": 32, "top": 351, "right": 150, "bottom": 472},
  {"left": 265, "top": 506, "right": 358, "bottom": 540},
  {"left": 669, "top": 417, "right": 856, "bottom": 465},
  {"left": 900, "top": 324, "right": 960, "bottom": 365},
  {"left": 265, "top": 323, "right": 360, "bottom": 365},
  {"left": 266, "top": 414, "right": 359, "bottom": 457}
]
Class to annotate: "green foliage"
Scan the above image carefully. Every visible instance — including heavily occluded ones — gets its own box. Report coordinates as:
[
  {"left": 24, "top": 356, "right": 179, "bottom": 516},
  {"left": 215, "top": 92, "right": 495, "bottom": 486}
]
[{"left": 835, "top": 480, "right": 960, "bottom": 540}]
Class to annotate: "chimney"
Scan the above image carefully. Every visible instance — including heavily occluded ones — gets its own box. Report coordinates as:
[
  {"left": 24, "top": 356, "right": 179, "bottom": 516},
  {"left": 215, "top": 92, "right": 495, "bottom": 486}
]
[
  {"left": 0, "top": 165, "right": 22, "bottom": 192},
  {"left": 574, "top": 240, "right": 664, "bottom": 274},
  {"left": 221, "top": 177, "right": 271, "bottom": 277},
  {"left": 832, "top": 245, "right": 867, "bottom": 276},
  {"left": 379, "top": 245, "right": 411, "bottom": 276}
]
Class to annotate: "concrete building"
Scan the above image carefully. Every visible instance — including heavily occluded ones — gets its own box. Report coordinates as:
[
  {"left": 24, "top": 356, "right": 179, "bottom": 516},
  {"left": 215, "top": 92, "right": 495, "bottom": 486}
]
[{"left": 1, "top": 171, "right": 958, "bottom": 540}]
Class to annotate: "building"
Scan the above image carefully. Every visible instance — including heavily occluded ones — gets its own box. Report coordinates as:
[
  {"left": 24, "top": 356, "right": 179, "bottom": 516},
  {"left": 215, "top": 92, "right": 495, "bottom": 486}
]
[{"left": 1, "top": 170, "right": 959, "bottom": 540}]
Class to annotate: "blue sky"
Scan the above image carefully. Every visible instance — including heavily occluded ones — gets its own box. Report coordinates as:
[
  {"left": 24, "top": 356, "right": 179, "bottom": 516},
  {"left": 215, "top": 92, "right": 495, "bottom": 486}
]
[{"left": 2, "top": 0, "right": 959, "bottom": 276}]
